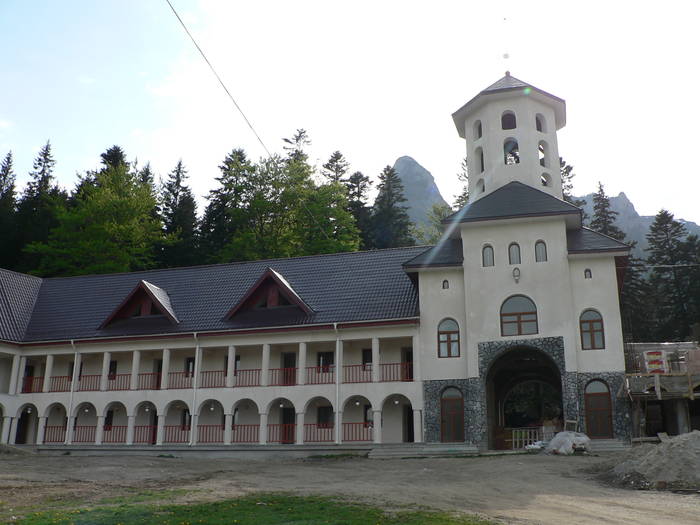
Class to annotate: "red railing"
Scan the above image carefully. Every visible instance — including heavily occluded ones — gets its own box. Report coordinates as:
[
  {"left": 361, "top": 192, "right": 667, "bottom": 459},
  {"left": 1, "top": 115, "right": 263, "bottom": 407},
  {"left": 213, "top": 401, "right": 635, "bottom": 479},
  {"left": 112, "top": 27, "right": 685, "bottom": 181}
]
[
  {"left": 233, "top": 369, "right": 261, "bottom": 387},
  {"left": 102, "top": 425, "right": 127, "bottom": 443},
  {"left": 164, "top": 425, "right": 190, "bottom": 443},
  {"left": 306, "top": 366, "right": 334, "bottom": 385},
  {"left": 269, "top": 368, "right": 297, "bottom": 386},
  {"left": 167, "top": 372, "right": 193, "bottom": 389},
  {"left": 133, "top": 425, "right": 157, "bottom": 444},
  {"left": 107, "top": 374, "right": 131, "bottom": 391},
  {"left": 343, "top": 364, "right": 372, "bottom": 383},
  {"left": 232, "top": 424, "right": 259, "bottom": 443},
  {"left": 21, "top": 376, "right": 43, "bottom": 393},
  {"left": 197, "top": 424, "right": 224, "bottom": 443},
  {"left": 267, "top": 423, "right": 296, "bottom": 443},
  {"left": 380, "top": 362, "right": 413, "bottom": 382},
  {"left": 342, "top": 422, "right": 373, "bottom": 442},
  {"left": 72, "top": 425, "right": 96, "bottom": 443},
  {"left": 77, "top": 374, "right": 100, "bottom": 391},
  {"left": 137, "top": 372, "right": 160, "bottom": 390},
  {"left": 49, "top": 376, "right": 71, "bottom": 392},
  {"left": 200, "top": 370, "right": 226, "bottom": 388},
  {"left": 44, "top": 425, "right": 66, "bottom": 443},
  {"left": 304, "top": 423, "right": 334, "bottom": 442}
]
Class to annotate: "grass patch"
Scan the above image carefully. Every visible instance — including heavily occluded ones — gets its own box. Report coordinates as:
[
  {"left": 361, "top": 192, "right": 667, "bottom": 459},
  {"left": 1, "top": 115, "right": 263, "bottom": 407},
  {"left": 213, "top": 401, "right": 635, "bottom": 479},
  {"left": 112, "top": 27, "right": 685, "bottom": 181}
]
[
  {"left": 96, "top": 488, "right": 192, "bottom": 505},
  {"left": 17, "top": 493, "right": 496, "bottom": 525}
]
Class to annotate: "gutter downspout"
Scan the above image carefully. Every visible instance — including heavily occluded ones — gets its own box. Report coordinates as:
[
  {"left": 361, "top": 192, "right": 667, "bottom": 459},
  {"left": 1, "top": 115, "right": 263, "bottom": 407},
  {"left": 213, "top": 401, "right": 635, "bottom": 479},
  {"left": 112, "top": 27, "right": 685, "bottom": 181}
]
[
  {"left": 67, "top": 339, "right": 77, "bottom": 444},
  {"left": 333, "top": 323, "right": 340, "bottom": 445},
  {"left": 190, "top": 332, "right": 199, "bottom": 446}
]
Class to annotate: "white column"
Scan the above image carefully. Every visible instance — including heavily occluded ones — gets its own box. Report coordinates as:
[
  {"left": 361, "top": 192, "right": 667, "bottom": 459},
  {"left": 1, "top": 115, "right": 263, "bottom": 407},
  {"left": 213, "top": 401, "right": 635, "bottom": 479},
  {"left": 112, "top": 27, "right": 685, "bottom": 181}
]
[
  {"left": 8, "top": 417, "right": 19, "bottom": 444},
  {"left": 161, "top": 349, "right": 171, "bottom": 389},
  {"left": 16, "top": 356, "right": 27, "bottom": 394},
  {"left": 297, "top": 342, "right": 307, "bottom": 385},
  {"left": 295, "top": 412, "right": 305, "bottom": 444},
  {"left": 224, "top": 414, "right": 233, "bottom": 444},
  {"left": 126, "top": 415, "right": 135, "bottom": 445},
  {"left": 42, "top": 355, "right": 54, "bottom": 393},
  {"left": 371, "top": 338, "right": 380, "bottom": 383},
  {"left": 65, "top": 417, "right": 76, "bottom": 444},
  {"left": 8, "top": 354, "right": 20, "bottom": 395},
  {"left": 95, "top": 415, "right": 105, "bottom": 444},
  {"left": 190, "top": 414, "right": 199, "bottom": 445},
  {"left": 335, "top": 339, "right": 343, "bottom": 386},
  {"left": 71, "top": 353, "right": 82, "bottom": 391},
  {"left": 1, "top": 416, "right": 12, "bottom": 444},
  {"left": 261, "top": 344, "right": 270, "bottom": 387},
  {"left": 226, "top": 346, "right": 236, "bottom": 388},
  {"left": 100, "top": 352, "right": 111, "bottom": 391},
  {"left": 412, "top": 334, "right": 421, "bottom": 382},
  {"left": 156, "top": 414, "right": 165, "bottom": 445},
  {"left": 259, "top": 413, "right": 268, "bottom": 444},
  {"left": 335, "top": 411, "right": 342, "bottom": 444},
  {"left": 130, "top": 351, "right": 140, "bottom": 390},
  {"left": 36, "top": 417, "right": 47, "bottom": 445},
  {"left": 412, "top": 409, "right": 423, "bottom": 443},
  {"left": 372, "top": 409, "right": 382, "bottom": 444}
]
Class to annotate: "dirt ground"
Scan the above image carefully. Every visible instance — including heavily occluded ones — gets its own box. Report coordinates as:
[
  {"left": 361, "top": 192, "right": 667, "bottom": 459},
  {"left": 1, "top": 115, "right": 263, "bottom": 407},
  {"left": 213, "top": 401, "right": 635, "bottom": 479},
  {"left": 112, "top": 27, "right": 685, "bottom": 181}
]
[{"left": 0, "top": 451, "right": 698, "bottom": 524}]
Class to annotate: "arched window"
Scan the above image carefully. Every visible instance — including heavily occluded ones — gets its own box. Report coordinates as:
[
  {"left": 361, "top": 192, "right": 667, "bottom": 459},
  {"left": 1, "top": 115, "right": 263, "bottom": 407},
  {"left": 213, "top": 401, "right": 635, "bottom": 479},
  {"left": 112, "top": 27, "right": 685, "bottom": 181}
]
[
  {"left": 538, "top": 141, "right": 548, "bottom": 168},
  {"left": 500, "top": 295, "right": 538, "bottom": 336},
  {"left": 475, "top": 178, "right": 485, "bottom": 195},
  {"left": 541, "top": 173, "right": 551, "bottom": 187},
  {"left": 475, "top": 147, "right": 484, "bottom": 173},
  {"left": 584, "top": 269, "right": 592, "bottom": 279},
  {"left": 474, "top": 120, "right": 482, "bottom": 140},
  {"left": 442, "top": 280, "right": 449, "bottom": 289},
  {"left": 535, "top": 114, "right": 546, "bottom": 132},
  {"left": 535, "top": 241, "right": 547, "bottom": 262},
  {"left": 438, "top": 319, "right": 460, "bottom": 358},
  {"left": 508, "top": 243, "right": 521, "bottom": 265},
  {"left": 482, "top": 245, "right": 494, "bottom": 267},
  {"left": 501, "top": 111, "right": 516, "bottom": 130},
  {"left": 580, "top": 310, "right": 605, "bottom": 349},
  {"left": 504, "top": 138, "right": 520, "bottom": 165}
]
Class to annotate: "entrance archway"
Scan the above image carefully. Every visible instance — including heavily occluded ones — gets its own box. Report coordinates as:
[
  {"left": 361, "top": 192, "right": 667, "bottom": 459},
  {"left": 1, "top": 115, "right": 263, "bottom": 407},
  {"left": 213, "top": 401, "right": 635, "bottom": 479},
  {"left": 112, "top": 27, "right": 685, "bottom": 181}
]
[
  {"left": 584, "top": 380, "right": 613, "bottom": 438},
  {"left": 486, "top": 346, "right": 563, "bottom": 450},
  {"left": 15, "top": 404, "right": 38, "bottom": 444}
]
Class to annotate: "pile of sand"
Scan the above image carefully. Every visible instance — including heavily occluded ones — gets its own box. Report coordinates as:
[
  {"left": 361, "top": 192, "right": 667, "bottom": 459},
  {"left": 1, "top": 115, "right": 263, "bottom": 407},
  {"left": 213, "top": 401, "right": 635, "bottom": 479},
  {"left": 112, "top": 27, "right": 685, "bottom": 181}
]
[{"left": 599, "top": 430, "right": 700, "bottom": 490}]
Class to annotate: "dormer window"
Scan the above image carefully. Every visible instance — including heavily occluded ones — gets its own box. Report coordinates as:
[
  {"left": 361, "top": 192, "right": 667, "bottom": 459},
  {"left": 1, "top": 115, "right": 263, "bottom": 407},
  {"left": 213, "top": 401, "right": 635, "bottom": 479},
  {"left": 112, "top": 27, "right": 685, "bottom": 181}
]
[{"left": 99, "top": 280, "right": 178, "bottom": 329}]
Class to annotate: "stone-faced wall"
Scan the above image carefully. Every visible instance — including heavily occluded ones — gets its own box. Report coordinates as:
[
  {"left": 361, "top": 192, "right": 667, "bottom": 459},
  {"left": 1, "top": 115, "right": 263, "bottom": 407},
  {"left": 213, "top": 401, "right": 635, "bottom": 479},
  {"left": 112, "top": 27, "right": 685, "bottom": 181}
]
[{"left": 423, "top": 336, "right": 630, "bottom": 447}]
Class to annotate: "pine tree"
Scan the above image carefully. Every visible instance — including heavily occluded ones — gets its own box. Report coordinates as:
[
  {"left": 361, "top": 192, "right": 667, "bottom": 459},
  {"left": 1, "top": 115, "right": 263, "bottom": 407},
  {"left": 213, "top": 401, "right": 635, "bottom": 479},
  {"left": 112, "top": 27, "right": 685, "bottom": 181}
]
[
  {"left": 321, "top": 151, "right": 349, "bottom": 183},
  {"left": 101, "top": 145, "right": 128, "bottom": 169},
  {"left": 453, "top": 157, "right": 469, "bottom": 209},
  {"left": 645, "top": 210, "right": 691, "bottom": 340},
  {"left": 590, "top": 182, "right": 626, "bottom": 241},
  {"left": 15, "top": 141, "right": 68, "bottom": 272},
  {"left": 413, "top": 203, "right": 454, "bottom": 245},
  {"left": 370, "top": 165, "right": 414, "bottom": 249},
  {"left": 0, "top": 152, "right": 18, "bottom": 269},
  {"left": 199, "top": 149, "right": 255, "bottom": 262},
  {"left": 345, "top": 171, "right": 373, "bottom": 249},
  {"left": 159, "top": 160, "right": 198, "bottom": 267},
  {"left": 282, "top": 129, "right": 311, "bottom": 164}
]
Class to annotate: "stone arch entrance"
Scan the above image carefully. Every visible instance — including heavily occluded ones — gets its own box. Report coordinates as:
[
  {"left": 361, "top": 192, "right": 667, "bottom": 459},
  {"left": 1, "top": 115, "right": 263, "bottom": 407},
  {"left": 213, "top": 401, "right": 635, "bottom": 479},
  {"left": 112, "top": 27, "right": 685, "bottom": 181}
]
[{"left": 485, "top": 345, "right": 563, "bottom": 450}]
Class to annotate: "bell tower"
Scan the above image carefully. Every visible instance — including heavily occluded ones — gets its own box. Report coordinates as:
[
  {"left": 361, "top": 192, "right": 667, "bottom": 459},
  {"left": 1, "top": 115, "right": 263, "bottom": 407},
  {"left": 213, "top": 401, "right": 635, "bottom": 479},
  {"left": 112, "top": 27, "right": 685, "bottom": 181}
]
[{"left": 452, "top": 72, "right": 566, "bottom": 203}]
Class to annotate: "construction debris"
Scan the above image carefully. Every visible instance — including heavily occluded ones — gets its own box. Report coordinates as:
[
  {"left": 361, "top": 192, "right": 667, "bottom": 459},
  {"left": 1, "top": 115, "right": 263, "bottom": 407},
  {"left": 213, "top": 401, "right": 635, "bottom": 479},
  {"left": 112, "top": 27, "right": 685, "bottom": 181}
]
[
  {"left": 598, "top": 430, "right": 700, "bottom": 490},
  {"left": 545, "top": 431, "right": 591, "bottom": 455}
]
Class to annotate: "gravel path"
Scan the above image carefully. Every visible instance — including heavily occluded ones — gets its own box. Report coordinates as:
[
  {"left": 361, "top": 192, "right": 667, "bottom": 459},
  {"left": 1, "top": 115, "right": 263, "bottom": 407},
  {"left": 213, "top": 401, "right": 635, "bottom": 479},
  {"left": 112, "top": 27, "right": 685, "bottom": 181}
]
[{"left": 1, "top": 452, "right": 698, "bottom": 524}]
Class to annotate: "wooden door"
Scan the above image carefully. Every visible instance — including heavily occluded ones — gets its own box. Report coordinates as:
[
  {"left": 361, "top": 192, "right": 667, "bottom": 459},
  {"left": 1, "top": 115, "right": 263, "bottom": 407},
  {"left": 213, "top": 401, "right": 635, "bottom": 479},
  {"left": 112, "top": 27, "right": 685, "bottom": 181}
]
[
  {"left": 401, "top": 348, "right": 413, "bottom": 381},
  {"left": 585, "top": 391, "right": 613, "bottom": 438},
  {"left": 282, "top": 353, "right": 296, "bottom": 385},
  {"left": 281, "top": 407, "right": 295, "bottom": 443},
  {"left": 440, "top": 396, "right": 464, "bottom": 442}
]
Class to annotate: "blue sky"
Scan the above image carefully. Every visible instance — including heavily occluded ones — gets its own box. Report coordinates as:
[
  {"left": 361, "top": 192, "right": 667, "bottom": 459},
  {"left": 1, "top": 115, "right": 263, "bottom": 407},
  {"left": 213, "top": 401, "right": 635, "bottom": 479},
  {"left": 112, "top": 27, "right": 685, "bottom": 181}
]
[{"left": 1, "top": 1, "right": 699, "bottom": 224}]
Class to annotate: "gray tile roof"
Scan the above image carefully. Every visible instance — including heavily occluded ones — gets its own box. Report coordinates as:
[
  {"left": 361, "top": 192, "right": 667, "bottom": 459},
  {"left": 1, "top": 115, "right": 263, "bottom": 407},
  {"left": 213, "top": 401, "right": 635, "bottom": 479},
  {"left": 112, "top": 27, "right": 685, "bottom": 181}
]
[
  {"left": 567, "top": 228, "right": 631, "bottom": 253},
  {"left": 481, "top": 73, "right": 532, "bottom": 93},
  {"left": 403, "top": 239, "right": 463, "bottom": 268},
  {"left": 0, "top": 269, "right": 42, "bottom": 342},
  {"left": 443, "top": 182, "right": 582, "bottom": 224},
  {"left": 142, "top": 280, "right": 179, "bottom": 323},
  {"left": 18, "top": 246, "right": 426, "bottom": 343}
]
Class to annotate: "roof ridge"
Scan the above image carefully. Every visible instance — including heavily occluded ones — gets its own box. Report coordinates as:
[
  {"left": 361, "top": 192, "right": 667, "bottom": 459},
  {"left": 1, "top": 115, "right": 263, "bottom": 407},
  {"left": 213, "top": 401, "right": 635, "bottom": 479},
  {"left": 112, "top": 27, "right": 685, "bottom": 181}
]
[
  {"left": 579, "top": 226, "right": 632, "bottom": 247},
  {"left": 37, "top": 245, "right": 429, "bottom": 281}
]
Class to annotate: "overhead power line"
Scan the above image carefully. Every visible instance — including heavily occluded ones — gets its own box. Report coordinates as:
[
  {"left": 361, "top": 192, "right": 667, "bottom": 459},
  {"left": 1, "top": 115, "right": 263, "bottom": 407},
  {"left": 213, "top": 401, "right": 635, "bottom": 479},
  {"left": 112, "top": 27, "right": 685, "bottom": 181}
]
[{"left": 164, "top": 0, "right": 271, "bottom": 157}]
